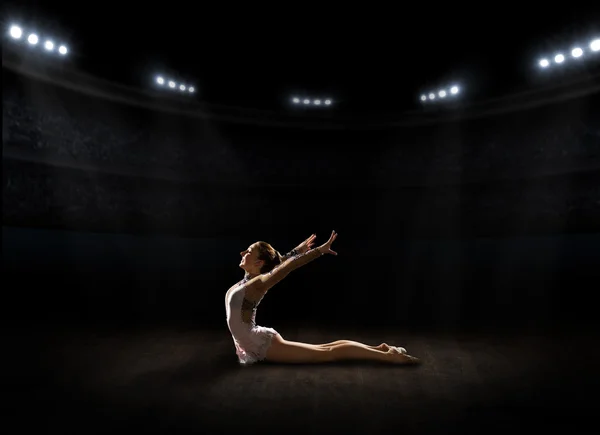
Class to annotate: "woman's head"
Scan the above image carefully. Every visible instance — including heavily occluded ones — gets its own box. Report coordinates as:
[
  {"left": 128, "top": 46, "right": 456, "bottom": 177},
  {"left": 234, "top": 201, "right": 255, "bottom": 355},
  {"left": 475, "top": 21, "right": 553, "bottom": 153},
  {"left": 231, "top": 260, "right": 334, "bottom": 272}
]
[{"left": 239, "top": 241, "right": 283, "bottom": 275}]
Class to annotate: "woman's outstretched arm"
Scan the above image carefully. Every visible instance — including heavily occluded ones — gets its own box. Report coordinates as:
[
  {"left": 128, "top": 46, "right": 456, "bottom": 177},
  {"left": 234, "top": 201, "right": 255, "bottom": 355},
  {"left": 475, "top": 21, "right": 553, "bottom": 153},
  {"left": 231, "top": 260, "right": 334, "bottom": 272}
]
[
  {"left": 259, "top": 248, "right": 323, "bottom": 289},
  {"left": 258, "top": 231, "right": 338, "bottom": 291}
]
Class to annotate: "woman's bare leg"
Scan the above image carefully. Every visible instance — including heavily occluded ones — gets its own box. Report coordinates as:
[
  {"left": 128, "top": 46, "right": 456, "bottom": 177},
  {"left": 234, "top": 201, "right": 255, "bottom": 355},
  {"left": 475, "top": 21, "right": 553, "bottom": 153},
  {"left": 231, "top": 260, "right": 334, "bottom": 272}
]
[
  {"left": 314, "top": 340, "right": 391, "bottom": 352},
  {"left": 265, "top": 334, "right": 418, "bottom": 364}
]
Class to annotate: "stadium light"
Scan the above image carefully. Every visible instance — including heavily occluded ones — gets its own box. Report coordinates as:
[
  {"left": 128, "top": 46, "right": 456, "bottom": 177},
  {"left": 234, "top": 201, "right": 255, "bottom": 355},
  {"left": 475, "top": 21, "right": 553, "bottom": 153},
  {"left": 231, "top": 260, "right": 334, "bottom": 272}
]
[
  {"left": 571, "top": 47, "right": 583, "bottom": 58},
  {"left": 154, "top": 74, "right": 195, "bottom": 95},
  {"left": 421, "top": 84, "right": 460, "bottom": 104},
  {"left": 6, "top": 24, "right": 69, "bottom": 57},
  {"left": 290, "top": 96, "right": 333, "bottom": 108},
  {"left": 538, "top": 37, "right": 599, "bottom": 69},
  {"left": 9, "top": 25, "right": 22, "bottom": 39}
]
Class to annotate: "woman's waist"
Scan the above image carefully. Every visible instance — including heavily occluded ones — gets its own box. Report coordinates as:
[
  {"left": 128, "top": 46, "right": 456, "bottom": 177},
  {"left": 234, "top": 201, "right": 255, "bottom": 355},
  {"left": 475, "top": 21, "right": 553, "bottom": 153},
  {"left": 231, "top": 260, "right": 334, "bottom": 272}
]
[{"left": 227, "top": 317, "right": 256, "bottom": 332}]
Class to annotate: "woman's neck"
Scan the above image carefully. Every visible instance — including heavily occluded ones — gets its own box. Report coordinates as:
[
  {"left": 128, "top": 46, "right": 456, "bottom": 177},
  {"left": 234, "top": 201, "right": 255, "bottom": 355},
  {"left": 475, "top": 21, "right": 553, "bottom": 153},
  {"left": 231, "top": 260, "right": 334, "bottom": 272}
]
[{"left": 244, "top": 271, "right": 259, "bottom": 281}]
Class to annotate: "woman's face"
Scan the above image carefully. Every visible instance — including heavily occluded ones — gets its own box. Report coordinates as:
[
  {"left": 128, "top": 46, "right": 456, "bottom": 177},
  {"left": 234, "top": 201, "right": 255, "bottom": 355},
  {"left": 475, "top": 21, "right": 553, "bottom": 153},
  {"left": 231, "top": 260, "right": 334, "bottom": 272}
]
[{"left": 239, "top": 243, "right": 263, "bottom": 273}]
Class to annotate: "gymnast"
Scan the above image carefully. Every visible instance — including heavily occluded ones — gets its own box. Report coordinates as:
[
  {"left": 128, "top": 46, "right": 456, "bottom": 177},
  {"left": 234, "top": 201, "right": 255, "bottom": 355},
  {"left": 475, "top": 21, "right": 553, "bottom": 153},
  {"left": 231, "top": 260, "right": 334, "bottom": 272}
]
[{"left": 225, "top": 231, "right": 420, "bottom": 365}]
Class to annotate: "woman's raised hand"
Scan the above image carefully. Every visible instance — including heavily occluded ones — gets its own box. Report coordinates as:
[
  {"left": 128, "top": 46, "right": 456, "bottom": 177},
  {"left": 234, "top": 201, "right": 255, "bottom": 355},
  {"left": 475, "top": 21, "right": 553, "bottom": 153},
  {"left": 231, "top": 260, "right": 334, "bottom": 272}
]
[
  {"left": 317, "top": 230, "right": 338, "bottom": 256},
  {"left": 295, "top": 234, "right": 317, "bottom": 254}
]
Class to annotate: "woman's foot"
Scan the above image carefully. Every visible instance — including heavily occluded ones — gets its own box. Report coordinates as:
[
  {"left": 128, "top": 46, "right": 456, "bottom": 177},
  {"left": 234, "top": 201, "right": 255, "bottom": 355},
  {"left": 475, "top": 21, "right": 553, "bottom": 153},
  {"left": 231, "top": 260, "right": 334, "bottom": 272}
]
[
  {"left": 375, "top": 344, "right": 408, "bottom": 354},
  {"left": 387, "top": 350, "right": 421, "bottom": 364}
]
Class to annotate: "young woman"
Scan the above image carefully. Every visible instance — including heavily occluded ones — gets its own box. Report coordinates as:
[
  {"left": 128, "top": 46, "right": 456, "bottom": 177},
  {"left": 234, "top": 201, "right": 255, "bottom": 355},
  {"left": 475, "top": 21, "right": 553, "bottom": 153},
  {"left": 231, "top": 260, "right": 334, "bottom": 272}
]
[{"left": 225, "top": 231, "right": 420, "bottom": 365}]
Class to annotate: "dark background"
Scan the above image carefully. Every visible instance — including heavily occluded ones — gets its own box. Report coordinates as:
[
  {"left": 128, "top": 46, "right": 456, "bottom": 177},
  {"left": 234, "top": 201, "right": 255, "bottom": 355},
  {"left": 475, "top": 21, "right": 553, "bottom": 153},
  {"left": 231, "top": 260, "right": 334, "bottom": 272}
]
[
  {"left": 3, "top": 4, "right": 600, "bottom": 433},
  {"left": 3, "top": 63, "right": 600, "bottom": 333},
  {"left": 1, "top": 1, "right": 599, "bottom": 335}
]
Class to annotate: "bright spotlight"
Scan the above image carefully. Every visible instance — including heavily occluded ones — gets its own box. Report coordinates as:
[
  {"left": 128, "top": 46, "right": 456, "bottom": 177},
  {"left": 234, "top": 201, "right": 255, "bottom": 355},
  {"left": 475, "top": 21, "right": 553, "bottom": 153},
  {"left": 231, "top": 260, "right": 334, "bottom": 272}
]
[
  {"left": 591, "top": 39, "right": 600, "bottom": 52},
  {"left": 554, "top": 54, "right": 565, "bottom": 63},
  {"left": 188, "top": 87, "right": 195, "bottom": 93},
  {"left": 571, "top": 47, "right": 583, "bottom": 58},
  {"left": 156, "top": 76, "right": 164, "bottom": 85},
  {"left": 27, "top": 33, "right": 38, "bottom": 45},
  {"left": 292, "top": 97, "right": 300, "bottom": 103},
  {"left": 44, "top": 40, "right": 54, "bottom": 51},
  {"left": 314, "top": 99, "right": 321, "bottom": 105},
  {"left": 539, "top": 58, "right": 550, "bottom": 67},
  {"left": 168, "top": 81, "right": 176, "bottom": 88},
  {"left": 303, "top": 99, "right": 310, "bottom": 104},
  {"left": 58, "top": 45, "right": 68, "bottom": 55},
  {"left": 438, "top": 90, "right": 447, "bottom": 98},
  {"left": 179, "top": 84, "right": 186, "bottom": 91},
  {"left": 450, "top": 86, "right": 459, "bottom": 94},
  {"left": 420, "top": 94, "right": 427, "bottom": 101},
  {"left": 324, "top": 99, "right": 331, "bottom": 105},
  {"left": 9, "top": 25, "right": 22, "bottom": 39},
  {"left": 428, "top": 93, "right": 435, "bottom": 100}
]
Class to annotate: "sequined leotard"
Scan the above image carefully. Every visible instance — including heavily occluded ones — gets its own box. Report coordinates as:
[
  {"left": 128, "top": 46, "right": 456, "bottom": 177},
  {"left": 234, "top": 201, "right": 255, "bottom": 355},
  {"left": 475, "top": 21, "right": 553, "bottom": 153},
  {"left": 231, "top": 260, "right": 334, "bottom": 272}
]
[{"left": 225, "top": 277, "right": 278, "bottom": 365}]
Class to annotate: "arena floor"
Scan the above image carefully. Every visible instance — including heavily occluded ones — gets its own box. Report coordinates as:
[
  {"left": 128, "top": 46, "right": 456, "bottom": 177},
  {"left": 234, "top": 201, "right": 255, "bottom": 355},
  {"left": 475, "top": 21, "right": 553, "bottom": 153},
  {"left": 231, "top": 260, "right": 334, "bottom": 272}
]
[{"left": 11, "top": 326, "right": 597, "bottom": 434}]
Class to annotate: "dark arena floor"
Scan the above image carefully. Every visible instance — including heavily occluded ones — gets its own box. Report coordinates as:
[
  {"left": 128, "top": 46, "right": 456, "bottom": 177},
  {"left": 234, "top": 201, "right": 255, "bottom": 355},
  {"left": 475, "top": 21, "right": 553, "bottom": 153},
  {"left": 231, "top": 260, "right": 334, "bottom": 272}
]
[{"left": 11, "top": 326, "right": 599, "bottom": 434}]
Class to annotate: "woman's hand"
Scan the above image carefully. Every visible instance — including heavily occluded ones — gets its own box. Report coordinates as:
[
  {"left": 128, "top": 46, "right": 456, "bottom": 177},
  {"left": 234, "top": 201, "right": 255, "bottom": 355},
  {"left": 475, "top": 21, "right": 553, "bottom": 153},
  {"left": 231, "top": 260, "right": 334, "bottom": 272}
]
[
  {"left": 295, "top": 234, "right": 317, "bottom": 254},
  {"left": 317, "top": 230, "right": 338, "bottom": 256}
]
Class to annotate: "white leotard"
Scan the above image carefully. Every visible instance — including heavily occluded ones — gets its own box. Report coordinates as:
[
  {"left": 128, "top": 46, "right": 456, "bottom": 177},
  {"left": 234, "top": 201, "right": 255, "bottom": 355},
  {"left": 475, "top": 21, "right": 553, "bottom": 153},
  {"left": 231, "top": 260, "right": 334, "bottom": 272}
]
[{"left": 225, "top": 279, "right": 278, "bottom": 365}]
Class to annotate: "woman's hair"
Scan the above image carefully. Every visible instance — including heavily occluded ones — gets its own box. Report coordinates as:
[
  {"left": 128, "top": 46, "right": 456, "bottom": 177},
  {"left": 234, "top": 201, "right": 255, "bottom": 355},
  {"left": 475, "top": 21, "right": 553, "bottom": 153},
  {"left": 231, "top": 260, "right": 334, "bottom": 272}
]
[{"left": 254, "top": 241, "right": 284, "bottom": 274}]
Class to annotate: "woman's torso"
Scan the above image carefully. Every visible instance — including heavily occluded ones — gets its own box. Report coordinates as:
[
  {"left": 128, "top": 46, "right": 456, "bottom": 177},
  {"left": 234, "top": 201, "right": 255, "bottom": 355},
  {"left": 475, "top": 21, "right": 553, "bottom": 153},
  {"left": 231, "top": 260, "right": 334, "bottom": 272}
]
[{"left": 225, "top": 280, "right": 266, "bottom": 336}]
